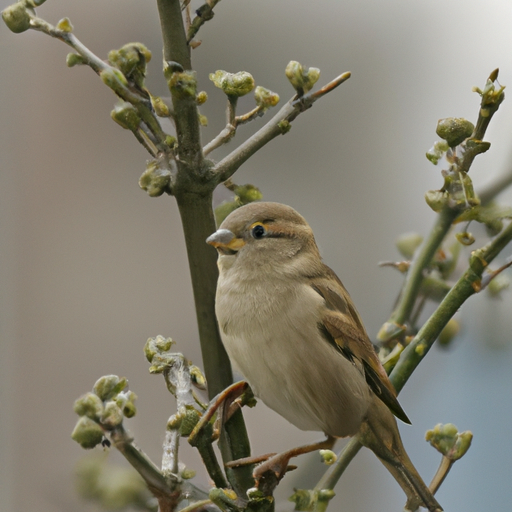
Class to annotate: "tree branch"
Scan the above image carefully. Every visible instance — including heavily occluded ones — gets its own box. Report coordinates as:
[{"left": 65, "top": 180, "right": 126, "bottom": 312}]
[{"left": 212, "top": 72, "right": 351, "bottom": 183}]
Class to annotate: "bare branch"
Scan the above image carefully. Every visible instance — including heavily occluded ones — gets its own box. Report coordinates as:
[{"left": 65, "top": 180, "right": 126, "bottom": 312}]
[{"left": 212, "top": 72, "right": 351, "bottom": 182}]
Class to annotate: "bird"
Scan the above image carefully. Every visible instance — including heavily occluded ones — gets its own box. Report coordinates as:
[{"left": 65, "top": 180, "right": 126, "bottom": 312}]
[{"left": 206, "top": 201, "right": 442, "bottom": 511}]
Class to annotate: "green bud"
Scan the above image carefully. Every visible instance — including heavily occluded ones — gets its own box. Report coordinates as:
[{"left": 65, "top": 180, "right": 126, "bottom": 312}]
[
  {"left": 278, "top": 119, "right": 291, "bottom": 134},
  {"left": 56, "top": 17, "right": 73, "bottom": 33},
  {"left": 150, "top": 96, "right": 170, "bottom": 117},
  {"left": 189, "top": 365, "right": 207, "bottom": 390},
  {"left": 455, "top": 231, "right": 475, "bottom": 246},
  {"left": 178, "top": 407, "right": 201, "bottom": 436},
  {"left": 180, "top": 467, "right": 196, "bottom": 480},
  {"left": 319, "top": 449, "right": 337, "bottom": 465},
  {"left": 438, "top": 318, "right": 460, "bottom": 347},
  {"left": 2, "top": 3, "right": 31, "bottom": 33},
  {"left": 285, "top": 60, "right": 320, "bottom": 94},
  {"left": 198, "top": 114, "right": 208, "bottom": 127},
  {"left": 235, "top": 183, "right": 263, "bottom": 204},
  {"left": 196, "top": 91, "right": 208, "bottom": 105},
  {"left": 436, "top": 118, "right": 474, "bottom": 148},
  {"left": 71, "top": 416, "right": 104, "bottom": 449},
  {"left": 168, "top": 71, "right": 198, "bottom": 100},
  {"left": 93, "top": 375, "right": 127, "bottom": 401},
  {"left": 66, "top": 53, "right": 86, "bottom": 68},
  {"left": 396, "top": 232, "right": 423, "bottom": 259},
  {"left": 425, "top": 189, "right": 448, "bottom": 212},
  {"left": 108, "top": 43, "right": 152, "bottom": 88},
  {"left": 139, "top": 160, "right": 171, "bottom": 197},
  {"left": 254, "top": 86, "right": 280, "bottom": 109},
  {"left": 101, "top": 401, "right": 124, "bottom": 429},
  {"left": 209, "top": 70, "right": 255, "bottom": 97},
  {"left": 74, "top": 392, "right": 104, "bottom": 420},
  {"left": 426, "top": 423, "right": 473, "bottom": 461},
  {"left": 110, "top": 102, "right": 141, "bottom": 131},
  {"left": 426, "top": 140, "right": 450, "bottom": 165},
  {"left": 115, "top": 390, "right": 137, "bottom": 418},
  {"left": 100, "top": 68, "right": 128, "bottom": 93}
]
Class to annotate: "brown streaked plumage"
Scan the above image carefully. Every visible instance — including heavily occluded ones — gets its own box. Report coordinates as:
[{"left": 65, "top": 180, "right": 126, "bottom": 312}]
[{"left": 207, "top": 202, "right": 442, "bottom": 512}]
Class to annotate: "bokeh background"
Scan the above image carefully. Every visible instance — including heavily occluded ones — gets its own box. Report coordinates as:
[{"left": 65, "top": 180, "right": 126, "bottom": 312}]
[{"left": 1, "top": 0, "right": 512, "bottom": 511}]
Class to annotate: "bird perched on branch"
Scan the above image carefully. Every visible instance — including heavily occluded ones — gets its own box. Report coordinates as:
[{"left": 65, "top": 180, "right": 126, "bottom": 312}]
[{"left": 207, "top": 201, "right": 442, "bottom": 511}]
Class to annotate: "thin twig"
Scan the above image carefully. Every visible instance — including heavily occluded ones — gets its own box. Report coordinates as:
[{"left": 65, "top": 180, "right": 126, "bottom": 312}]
[
  {"left": 28, "top": 16, "right": 170, "bottom": 153},
  {"left": 379, "top": 71, "right": 505, "bottom": 342},
  {"left": 203, "top": 105, "right": 265, "bottom": 156},
  {"left": 212, "top": 72, "right": 351, "bottom": 182},
  {"left": 187, "top": 0, "right": 222, "bottom": 43},
  {"left": 429, "top": 456, "right": 453, "bottom": 496}
]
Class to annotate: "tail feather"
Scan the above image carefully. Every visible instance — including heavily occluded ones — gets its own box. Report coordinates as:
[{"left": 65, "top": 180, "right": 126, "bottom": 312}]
[{"left": 357, "top": 396, "right": 443, "bottom": 512}]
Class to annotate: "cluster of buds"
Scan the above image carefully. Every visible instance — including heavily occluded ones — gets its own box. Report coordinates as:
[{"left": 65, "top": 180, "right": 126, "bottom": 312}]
[{"left": 72, "top": 375, "right": 137, "bottom": 449}]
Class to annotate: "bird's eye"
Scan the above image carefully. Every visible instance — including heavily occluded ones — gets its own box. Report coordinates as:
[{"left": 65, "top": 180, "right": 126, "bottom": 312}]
[{"left": 251, "top": 223, "right": 266, "bottom": 239}]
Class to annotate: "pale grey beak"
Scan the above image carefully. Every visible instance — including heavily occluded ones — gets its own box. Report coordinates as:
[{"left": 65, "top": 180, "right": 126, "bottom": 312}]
[{"left": 206, "top": 229, "right": 246, "bottom": 252}]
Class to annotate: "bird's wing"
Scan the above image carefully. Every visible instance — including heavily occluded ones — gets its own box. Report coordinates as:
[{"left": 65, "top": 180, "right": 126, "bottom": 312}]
[{"left": 311, "top": 276, "right": 411, "bottom": 425}]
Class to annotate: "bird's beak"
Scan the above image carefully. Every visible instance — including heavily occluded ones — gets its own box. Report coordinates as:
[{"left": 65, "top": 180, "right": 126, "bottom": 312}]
[{"left": 206, "top": 229, "right": 246, "bottom": 254}]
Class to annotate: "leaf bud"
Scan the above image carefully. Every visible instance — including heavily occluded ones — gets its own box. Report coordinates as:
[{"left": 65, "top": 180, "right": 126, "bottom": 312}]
[
  {"left": 56, "top": 17, "right": 73, "bottom": 33},
  {"left": 139, "top": 160, "right": 171, "bottom": 197},
  {"left": 150, "top": 95, "right": 171, "bottom": 117},
  {"left": 108, "top": 43, "right": 152, "bottom": 88},
  {"left": 425, "top": 423, "right": 473, "bottom": 461},
  {"left": 319, "top": 449, "right": 337, "bottom": 465},
  {"left": 254, "top": 86, "right": 280, "bottom": 110},
  {"left": 196, "top": 91, "right": 208, "bottom": 105},
  {"left": 426, "top": 140, "right": 449, "bottom": 165},
  {"left": 285, "top": 61, "right": 320, "bottom": 94},
  {"left": 144, "top": 335, "right": 175, "bottom": 363},
  {"left": 115, "top": 390, "right": 137, "bottom": 418},
  {"left": 110, "top": 102, "right": 141, "bottom": 132},
  {"left": 180, "top": 467, "right": 196, "bottom": 480},
  {"left": 101, "top": 401, "right": 124, "bottom": 429},
  {"left": 178, "top": 407, "right": 201, "bottom": 436},
  {"left": 93, "top": 375, "right": 128, "bottom": 401},
  {"left": 425, "top": 190, "right": 448, "bottom": 212},
  {"left": 209, "top": 70, "right": 255, "bottom": 97},
  {"left": 168, "top": 71, "right": 198, "bottom": 100},
  {"left": 436, "top": 118, "right": 474, "bottom": 147},
  {"left": 71, "top": 416, "right": 104, "bottom": 449},
  {"left": 189, "top": 365, "right": 207, "bottom": 390},
  {"left": 66, "top": 53, "right": 86, "bottom": 67},
  {"left": 74, "top": 392, "right": 104, "bottom": 420},
  {"left": 100, "top": 68, "right": 129, "bottom": 93},
  {"left": 2, "top": 3, "right": 31, "bottom": 33}
]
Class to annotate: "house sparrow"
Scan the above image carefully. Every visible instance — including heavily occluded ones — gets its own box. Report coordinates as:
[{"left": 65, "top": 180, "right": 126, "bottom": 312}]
[{"left": 207, "top": 202, "right": 441, "bottom": 511}]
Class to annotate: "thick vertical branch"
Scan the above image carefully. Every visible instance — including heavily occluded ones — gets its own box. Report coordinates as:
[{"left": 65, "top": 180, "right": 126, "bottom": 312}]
[
  {"left": 157, "top": 0, "right": 192, "bottom": 70},
  {"left": 156, "top": 0, "right": 232, "bottom": 398},
  {"left": 175, "top": 191, "right": 233, "bottom": 397}
]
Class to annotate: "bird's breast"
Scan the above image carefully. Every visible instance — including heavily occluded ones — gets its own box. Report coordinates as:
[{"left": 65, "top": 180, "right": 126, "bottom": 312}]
[{"left": 215, "top": 274, "right": 371, "bottom": 437}]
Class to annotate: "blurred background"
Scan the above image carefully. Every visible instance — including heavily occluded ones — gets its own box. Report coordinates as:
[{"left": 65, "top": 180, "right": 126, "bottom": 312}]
[{"left": 1, "top": 0, "right": 512, "bottom": 510}]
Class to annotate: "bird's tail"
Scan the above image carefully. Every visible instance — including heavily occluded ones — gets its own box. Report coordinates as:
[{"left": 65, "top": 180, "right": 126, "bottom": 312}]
[{"left": 357, "top": 397, "right": 443, "bottom": 512}]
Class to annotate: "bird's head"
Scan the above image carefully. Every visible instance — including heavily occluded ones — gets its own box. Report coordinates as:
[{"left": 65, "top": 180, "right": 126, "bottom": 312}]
[{"left": 206, "top": 202, "right": 321, "bottom": 275}]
